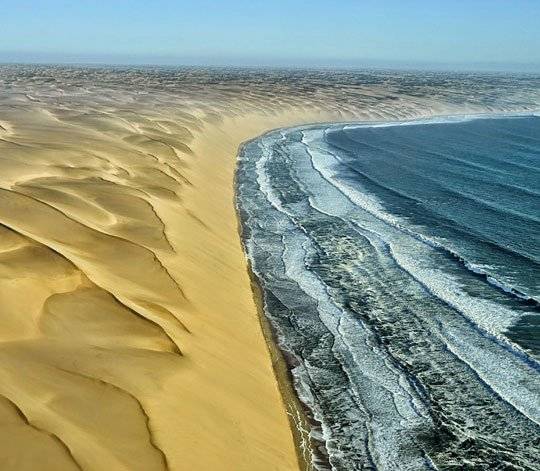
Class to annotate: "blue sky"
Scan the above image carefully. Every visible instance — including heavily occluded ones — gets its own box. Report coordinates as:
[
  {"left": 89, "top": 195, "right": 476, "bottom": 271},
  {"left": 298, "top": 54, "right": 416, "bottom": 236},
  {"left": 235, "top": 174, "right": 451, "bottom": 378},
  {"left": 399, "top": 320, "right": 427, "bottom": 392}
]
[{"left": 1, "top": 0, "right": 539, "bottom": 70}]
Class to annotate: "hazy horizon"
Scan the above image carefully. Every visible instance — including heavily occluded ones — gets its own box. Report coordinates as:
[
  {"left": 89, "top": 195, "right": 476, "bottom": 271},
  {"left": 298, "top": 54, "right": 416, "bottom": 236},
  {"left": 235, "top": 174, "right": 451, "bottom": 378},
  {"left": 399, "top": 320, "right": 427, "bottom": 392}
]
[{"left": 1, "top": 52, "right": 539, "bottom": 74}]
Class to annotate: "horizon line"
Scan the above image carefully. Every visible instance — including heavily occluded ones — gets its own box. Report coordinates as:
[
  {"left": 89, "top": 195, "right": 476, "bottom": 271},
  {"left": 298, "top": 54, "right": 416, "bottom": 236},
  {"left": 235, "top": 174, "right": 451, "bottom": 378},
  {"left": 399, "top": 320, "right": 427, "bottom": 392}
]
[
  {"left": 2, "top": 60, "right": 540, "bottom": 75},
  {"left": 1, "top": 51, "right": 540, "bottom": 74}
]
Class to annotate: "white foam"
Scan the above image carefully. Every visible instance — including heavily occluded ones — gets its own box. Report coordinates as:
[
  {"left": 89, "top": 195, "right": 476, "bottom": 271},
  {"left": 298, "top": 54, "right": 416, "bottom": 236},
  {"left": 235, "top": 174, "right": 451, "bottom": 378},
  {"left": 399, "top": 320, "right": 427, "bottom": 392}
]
[
  {"left": 303, "top": 135, "right": 529, "bottom": 337},
  {"left": 299, "top": 124, "right": 540, "bottom": 423},
  {"left": 280, "top": 223, "right": 433, "bottom": 470}
]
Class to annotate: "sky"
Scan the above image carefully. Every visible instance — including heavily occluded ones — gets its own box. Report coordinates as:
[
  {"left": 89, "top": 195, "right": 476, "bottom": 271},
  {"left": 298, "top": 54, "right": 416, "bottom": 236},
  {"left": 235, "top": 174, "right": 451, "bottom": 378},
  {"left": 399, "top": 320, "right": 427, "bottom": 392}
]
[{"left": 1, "top": 0, "right": 540, "bottom": 71}]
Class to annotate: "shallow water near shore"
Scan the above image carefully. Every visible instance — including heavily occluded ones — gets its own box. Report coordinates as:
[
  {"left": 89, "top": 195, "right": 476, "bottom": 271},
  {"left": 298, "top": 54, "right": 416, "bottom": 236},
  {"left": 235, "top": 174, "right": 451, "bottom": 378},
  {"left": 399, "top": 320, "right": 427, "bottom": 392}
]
[{"left": 236, "top": 115, "right": 540, "bottom": 470}]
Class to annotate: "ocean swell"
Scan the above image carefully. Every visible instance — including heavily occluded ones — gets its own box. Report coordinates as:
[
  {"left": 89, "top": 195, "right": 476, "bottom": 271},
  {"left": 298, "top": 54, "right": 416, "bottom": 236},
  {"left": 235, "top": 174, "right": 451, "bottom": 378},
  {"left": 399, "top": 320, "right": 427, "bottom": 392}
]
[{"left": 236, "top": 115, "right": 540, "bottom": 470}]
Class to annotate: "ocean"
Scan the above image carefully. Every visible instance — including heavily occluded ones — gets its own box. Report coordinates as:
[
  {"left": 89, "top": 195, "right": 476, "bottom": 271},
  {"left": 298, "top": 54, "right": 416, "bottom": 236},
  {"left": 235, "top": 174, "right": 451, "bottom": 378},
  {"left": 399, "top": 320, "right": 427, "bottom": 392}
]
[{"left": 236, "top": 115, "right": 540, "bottom": 470}]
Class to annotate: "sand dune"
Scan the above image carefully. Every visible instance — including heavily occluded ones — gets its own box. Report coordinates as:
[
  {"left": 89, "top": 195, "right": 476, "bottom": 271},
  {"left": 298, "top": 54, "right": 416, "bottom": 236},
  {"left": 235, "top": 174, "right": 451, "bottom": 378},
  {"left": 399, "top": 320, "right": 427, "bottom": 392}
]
[{"left": 0, "top": 65, "right": 538, "bottom": 470}]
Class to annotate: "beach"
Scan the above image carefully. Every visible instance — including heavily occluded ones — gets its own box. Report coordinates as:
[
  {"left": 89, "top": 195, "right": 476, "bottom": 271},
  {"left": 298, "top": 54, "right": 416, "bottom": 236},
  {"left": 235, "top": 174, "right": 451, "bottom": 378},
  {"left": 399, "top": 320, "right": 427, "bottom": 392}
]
[{"left": 0, "top": 66, "right": 538, "bottom": 470}]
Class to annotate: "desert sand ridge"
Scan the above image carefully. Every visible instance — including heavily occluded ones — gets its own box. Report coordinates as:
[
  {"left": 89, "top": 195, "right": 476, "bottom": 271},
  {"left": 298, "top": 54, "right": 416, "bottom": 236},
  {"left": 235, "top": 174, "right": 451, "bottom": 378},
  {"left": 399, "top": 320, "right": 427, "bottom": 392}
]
[{"left": 0, "top": 65, "right": 539, "bottom": 471}]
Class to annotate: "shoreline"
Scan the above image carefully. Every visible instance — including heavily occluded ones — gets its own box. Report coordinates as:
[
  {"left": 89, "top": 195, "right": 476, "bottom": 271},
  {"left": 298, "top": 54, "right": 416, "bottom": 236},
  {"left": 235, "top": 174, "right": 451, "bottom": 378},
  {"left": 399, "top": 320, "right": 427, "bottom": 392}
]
[
  {"left": 230, "top": 110, "right": 540, "bottom": 471},
  {"left": 178, "top": 111, "right": 348, "bottom": 470},
  {"left": 245, "top": 265, "right": 316, "bottom": 471},
  {"left": 234, "top": 137, "right": 333, "bottom": 471},
  {"left": 233, "top": 140, "right": 314, "bottom": 470},
  {"left": 234, "top": 113, "right": 540, "bottom": 470}
]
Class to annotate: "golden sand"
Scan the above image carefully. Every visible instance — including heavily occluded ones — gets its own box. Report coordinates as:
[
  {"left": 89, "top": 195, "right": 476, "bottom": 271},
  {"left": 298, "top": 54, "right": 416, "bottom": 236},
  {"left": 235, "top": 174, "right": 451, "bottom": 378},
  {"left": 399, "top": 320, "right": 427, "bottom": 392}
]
[
  {"left": 0, "top": 92, "right": 334, "bottom": 470},
  {"left": 0, "top": 66, "right": 537, "bottom": 470}
]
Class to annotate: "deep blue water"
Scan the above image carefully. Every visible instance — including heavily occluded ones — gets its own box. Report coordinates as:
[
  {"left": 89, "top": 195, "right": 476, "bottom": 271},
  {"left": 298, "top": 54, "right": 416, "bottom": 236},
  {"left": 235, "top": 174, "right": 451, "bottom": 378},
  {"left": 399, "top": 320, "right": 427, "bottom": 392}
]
[
  {"left": 324, "top": 117, "right": 540, "bottom": 352},
  {"left": 236, "top": 116, "right": 540, "bottom": 470}
]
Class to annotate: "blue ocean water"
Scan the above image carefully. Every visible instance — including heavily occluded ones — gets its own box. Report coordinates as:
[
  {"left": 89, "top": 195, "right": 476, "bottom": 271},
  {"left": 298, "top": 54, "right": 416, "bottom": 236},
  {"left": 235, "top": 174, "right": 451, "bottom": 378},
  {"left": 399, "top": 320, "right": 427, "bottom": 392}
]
[
  {"left": 323, "top": 117, "right": 540, "bottom": 352},
  {"left": 236, "top": 115, "right": 540, "bottom": 470}
]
